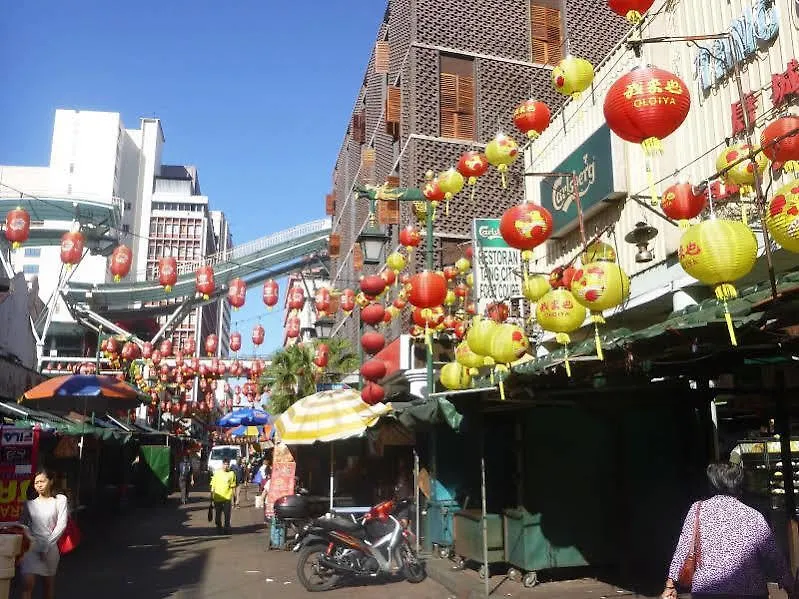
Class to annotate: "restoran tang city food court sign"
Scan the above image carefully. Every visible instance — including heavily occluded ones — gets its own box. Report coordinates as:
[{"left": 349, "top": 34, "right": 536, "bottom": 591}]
[{"left": 539, "top": 124, "right": 616, "bottom": 238}]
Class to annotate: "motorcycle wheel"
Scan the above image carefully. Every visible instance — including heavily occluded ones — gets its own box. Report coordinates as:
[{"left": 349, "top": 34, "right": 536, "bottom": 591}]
[
  {"left": 401, "top": 544, "right": 427, "bottom": 584},
  {"left": 296, "top": 544, "right": 340, "bottom": 592}
]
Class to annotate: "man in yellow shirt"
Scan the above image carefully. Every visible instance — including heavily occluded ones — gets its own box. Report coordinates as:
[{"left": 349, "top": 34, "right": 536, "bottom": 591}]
[{"left": 210, "top": 458, "right": 237, "bottom": 533}]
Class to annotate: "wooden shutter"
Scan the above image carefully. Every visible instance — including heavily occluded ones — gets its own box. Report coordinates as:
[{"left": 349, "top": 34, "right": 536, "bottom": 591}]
[
  {"left": 531, "top": 3, "right": 563, "bottom": 66},
  {"left": 386, "top": 175, "right": 400, "bottom": 187},
  {"left": 440, "top": 73, "right": 475, "bottom": 140},
  {"left": 328, "top": 233, "right": 341, "bottom": 258},
  {"left": 325, "top": 193, "right": 336, "bottom": 216},
  {"left": 385, "top": 85, "right": 401, "bottom": 138},
  {"left": 361, "top": 147, "right": 376, "bottom": 183},
  {"left": 353, "top": 245, "right": 364, "bottom": 271},
  {"left": 375, "top": 41, "right": 390, "bottom": 74},
  {"left": 377, "top": 199, "right": 400, "bottom": 225},
  {"left": 351, "top": 112, "right": 366, "bottom": 144}
]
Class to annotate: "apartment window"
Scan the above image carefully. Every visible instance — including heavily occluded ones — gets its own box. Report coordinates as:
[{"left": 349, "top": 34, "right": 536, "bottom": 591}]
[
  {"left": 439, "top": 55, "right": 475, "bottom": 140},
  {"left": 24, "top": 248, "right": 41, "bottom": 258},
  {"left": 531, "top": 0, "right": 564, "bottom": 66},
  {"left": 23, "top": 264, "right": 39, "bottom": 275}
]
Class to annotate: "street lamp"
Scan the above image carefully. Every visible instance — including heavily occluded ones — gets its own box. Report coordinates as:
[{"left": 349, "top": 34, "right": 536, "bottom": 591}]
[
  {"left": 357, "top": 223, "right": 390, "bottom": 265},
  {"left": 314, "top": 316, "right": 335, "bottom": 339}
]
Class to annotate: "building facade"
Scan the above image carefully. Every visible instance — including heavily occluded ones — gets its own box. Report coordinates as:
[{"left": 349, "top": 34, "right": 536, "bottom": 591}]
[
  {"left": 326, "top": 0, "right": 630, "bottom": 344},
  {"left": 0, "top": 109, "right": 231, "bottom": 362}
]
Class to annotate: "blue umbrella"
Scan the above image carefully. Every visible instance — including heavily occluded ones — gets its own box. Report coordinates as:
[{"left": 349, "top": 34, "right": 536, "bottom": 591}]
[{"left": 217, "top": 407, "right": 272, "bottom": 427}]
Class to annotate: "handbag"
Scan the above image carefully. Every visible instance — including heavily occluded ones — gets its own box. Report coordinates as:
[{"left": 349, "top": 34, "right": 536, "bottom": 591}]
[
  {"left": 678, "top": 501, "right": 702, "bottom": 589},
  {"left": 57, "top": 516, "right": 81, "bottom": 555}
]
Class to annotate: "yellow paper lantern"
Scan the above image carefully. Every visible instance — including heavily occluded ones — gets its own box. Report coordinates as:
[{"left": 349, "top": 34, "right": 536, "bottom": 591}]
[
  {"left": 456, "top": 341, "right": 485, "bottom": 372},
  {"left": 715, "top": 143, "right": 768, "bottom": 196},
  {"left": 552, "top": 55, "right": 595, "bottom": 99},
  {"left": 765, "top": 178, "right": 799, "bottom": 253},
  {"left": 535, "top": 288, "right": 586, "bottom": 377},
  {"left": 678, "top": 219, "right": 757, "bottom": 346},
  {"left": 485, "top": 133, "right": 519, "bottom": 189},
  {"left": 444, "top": 290, "right": 457, "bottom": 306},
  {"left": 438, "top": 168, "right": 465, "bottom": 215},
  {"left": 490, "top": 323, "right": 529, "bottom": 365},
  {"left": 522, "top": 275, "right": 551, "bottom": 303},
  {"left": 580, "top": 241, "right": 617, "bottom": 264},
  {"left": 466, "top": 316, "right": 499, "bottom": 356},
  {"left": 466, "top": 272, "right": 474, "bottom": 287},
  {"left": 440, "top": 361, "right": 472, "bottom": 390},
  {"left": 570, "top": 262, "right": 630, "bottom": 360},
  {"left": 386, "top": 251, "right": 407, "bottom": 275},
  {"left": 455, "top": 257, "right": 471, "bottom": 273}
]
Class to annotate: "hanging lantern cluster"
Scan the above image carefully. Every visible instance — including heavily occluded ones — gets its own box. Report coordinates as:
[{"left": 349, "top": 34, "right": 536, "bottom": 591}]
[
  {"left": 4, "top": 207, "right": 30, "bottom": 249},
  {"left": 109, "top": 245, "right": 133, "bottom": 282}
]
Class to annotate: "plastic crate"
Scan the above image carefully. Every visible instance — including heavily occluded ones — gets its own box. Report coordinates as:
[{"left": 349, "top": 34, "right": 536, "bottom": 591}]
[
  {"left": 453, "top": 509, "right": 504, "bottom": 564},
  {"left": 503, "top": 508, "right": 587, "bottom": 571},
  {"left": 427, "top": 499, "right": 460, "bottom": 546}
]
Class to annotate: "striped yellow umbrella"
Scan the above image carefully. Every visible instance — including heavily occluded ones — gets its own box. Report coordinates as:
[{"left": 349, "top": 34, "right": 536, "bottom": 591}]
[{"left": 274, "top": 388, "right": 391, "bottom": 445}]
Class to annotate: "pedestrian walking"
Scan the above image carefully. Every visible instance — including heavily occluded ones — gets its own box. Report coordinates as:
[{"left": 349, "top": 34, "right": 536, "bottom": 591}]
[
  {"left": 178, "top": 454, "right": 194, "bottom": 505},
  {"left": 19, "top": 469, "right": 69, "bottom": 599},
  {"left": 231, "top": 460, "right": 245, "bottom": 509},
  {"left": 663, "top": 462, "right": 794, "bottom": 599},
  {"left": 210, "top": 458, "right": 236, "bottom": 534}
]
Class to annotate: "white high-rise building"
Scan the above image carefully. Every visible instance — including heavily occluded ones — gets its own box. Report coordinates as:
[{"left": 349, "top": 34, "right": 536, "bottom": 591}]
[{"left": 0, "top": 109, "right": 231, "bottom": 363}]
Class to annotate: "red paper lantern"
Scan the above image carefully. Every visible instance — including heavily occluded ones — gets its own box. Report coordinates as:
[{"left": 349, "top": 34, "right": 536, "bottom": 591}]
[
  {"left": 442, "top": 315, "right": 458, "bottom": 330},
  {"left": 454, "top": 283, "right": 470, "bottom": 300},
  {"left": 184, "top": 337, "right": 196, "bottom": 355},
  {"left": 360, "top": 303, "right": 386, "bottom": 326},
  {"left": 195, "top": 266, "right": 215, "bottom": 300},
  {"left": 141, "top": 342, "right": 153, "bottom": 359},
  {"left": 287, "top": 286, "right": 305, "bottom": 311},
  {"left": 361, "top": 331, "right": 386, "bottom": 355},
  {"left": 159, "top": 257, "right": 177, "bottom": 292},
  {"left": 399, "top": 225, "right": 421, "bottom": 252},
  {"left": 229, "top": 331, "right": 242, "bottom": 352},
  {"left": 314, "top": 287, "right": 331, "bottom": 316},
  {"left": 443, "top": 266, "right": 459, "bottom": 281},
  {"left": 393, "top": 296, "right": 407, "bottom": 311},
  {"left": 227, "top": 278, "right": 246, "bottom": 310},
  {"left": 607, "top": 0, "right": 655, "bottom": 23},
  {"left": 548, "top": 265, "right": 579, "bottom": 289},
  {"left": 661, "top": 183, "right": 707, "bottom": 223},
  {"left": 121, "top": 342, "right": 140, "bottom": 361},
  {"left": 422, "top": 179, "right": 446, "bottom": 202},
  {"left": 513, "top": 99, "right": 551, "bottom": 139},
  {"left": 360, "top": 275, "right": 386, "bottom": 297},
  {"left": 380, "top": 269, "right": 396, "bottom": 287},
  {"left": 4, "top": 207, "right": 30, "bottom": 249},
  {"left": 604, "top": 66, "right": 691, "bottom": 155},
  {"left": 487, "top": 302, "right": 510, "bottom": 323},
  {"left": 409, "top": 271, "right": 448, "bottom": 308},
  {"left": 60, "top": 231, "right": 85, "bottom": 266},
  {"left": 500, "top": 203, "right": 554, "bottom": 253},
  {"left": 151, "top": 349, "right": 162, "bottom": 365},
  {"left": 361, "top": 382, "right": 385, "bottom": 405},
  {"left": 456, "top": 151, "right": 490, "bottom": 183},
  {"left": 454, "top": 320, "right": 467, "bottom": 340},
  {"left": 205, "top": 334, "right": 218, "bottom": 357},
  {"left": 314, "top": 343, "right": 330, "bottom": 368},
  {"left": 109, "top": 245, "right": 132, "bottom": 282},
  {"left": 360, "top": 359, "right": 387, "bottom": 382},
  {"left": 252, "top": 324, "right": 265, "bottom": 346},
  {"left": 175, "top": 350, "right": 185, "bottom": 367},
  {"left": 286, "top": 316, "right": 301, "bottom": 339},
  {"left": 263, "top": 279, "right": 279, "bottom": 308},
  {"left": 761, "top": 116, "right": 799, "bottom": 172},
  {"left": 412, "top": 306, "right": 445, "bottom": 329},
  {"left": 340, "top": 288, "right": 356, "bottom": 313},
  {"left": 159, "top": 339, "right": 173, "bottom": 357}
]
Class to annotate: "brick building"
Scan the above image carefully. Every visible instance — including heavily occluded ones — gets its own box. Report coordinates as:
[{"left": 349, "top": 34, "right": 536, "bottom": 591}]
[{"left": 326, "top": 0, "right": 630, "bottom": 342}]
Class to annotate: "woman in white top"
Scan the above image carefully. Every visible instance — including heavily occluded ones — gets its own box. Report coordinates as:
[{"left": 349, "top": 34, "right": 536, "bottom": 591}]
[{"left": 19, "top": 469, "right": 69, "bottom": 599}]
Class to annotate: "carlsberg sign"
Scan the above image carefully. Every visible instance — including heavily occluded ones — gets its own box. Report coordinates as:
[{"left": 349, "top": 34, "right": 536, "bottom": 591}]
[{"left": 472, "top": 218, "right": 522, "bottom": 312}]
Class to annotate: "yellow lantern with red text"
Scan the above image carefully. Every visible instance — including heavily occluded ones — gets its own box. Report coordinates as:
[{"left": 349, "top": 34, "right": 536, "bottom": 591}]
[
  {"left": 485, "top": 133, "right": 519, "bottom": 188},
  {"left": 552, "top": 55, "right": 594, "bottom": 99},
  {"left": 570, "top": 262, "right": 630, "bottom": 360},
  {"left": 678, "top": 219, "right": 757, "bottom": 346},
  {"left": 536, "top": 289, "right": 586, "bottom": 377},
  {"left": 766, "top": 178, "right": 799, "bottom": 253}
]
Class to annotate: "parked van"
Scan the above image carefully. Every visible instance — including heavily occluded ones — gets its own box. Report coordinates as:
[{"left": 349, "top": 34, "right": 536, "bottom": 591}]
[{"left": 207, "top": 445, "right": 241, "bottom": 475}]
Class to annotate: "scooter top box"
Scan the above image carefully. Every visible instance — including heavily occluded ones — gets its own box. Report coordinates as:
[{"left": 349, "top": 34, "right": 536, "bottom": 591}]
[{"left": 274, "top": 494, "right": 328, "bottom": 520}]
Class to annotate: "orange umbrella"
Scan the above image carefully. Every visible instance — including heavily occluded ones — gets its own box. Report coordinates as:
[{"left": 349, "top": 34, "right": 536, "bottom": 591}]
[{"left": 20, "top": 374, "right": 145, "bottom": 413}]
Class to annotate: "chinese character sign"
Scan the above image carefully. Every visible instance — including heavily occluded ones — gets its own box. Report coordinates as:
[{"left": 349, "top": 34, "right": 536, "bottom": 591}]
[{"left": 0, "top": 427, "right": 39, "bottom": 522}]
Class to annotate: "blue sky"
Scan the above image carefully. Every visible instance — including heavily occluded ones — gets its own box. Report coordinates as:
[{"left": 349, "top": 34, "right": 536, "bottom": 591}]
[{"left": 0, "top": 1, "right": 385, "bottom": 355}]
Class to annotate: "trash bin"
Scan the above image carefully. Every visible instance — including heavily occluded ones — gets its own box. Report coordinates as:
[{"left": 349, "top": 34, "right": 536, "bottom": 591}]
[
  {"left": 452, "top": 509, "right": 504, "bottom": 578},
  {"left": 503, "top": 508, "right": 588, "bottom": 587},
  {"left": 426, "top": 499, "right": 460, "bottom": 556}
]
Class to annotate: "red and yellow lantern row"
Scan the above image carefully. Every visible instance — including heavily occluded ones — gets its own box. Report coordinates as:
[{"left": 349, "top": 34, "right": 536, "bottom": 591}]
[
  {"left": 227, "top": 278, "right": 246, "bottom": 310},
  {"left": 500, "top": 203, "right": 554, "bottom": 257},
  {"left": 678, "top": 219, "right": 758, "bottom": 346},
  {"left": 5, "top": 207, "right": 30, "bottom": 249},
  {"left": 766, "top": 178, "right": 799, "bottom": 253},
  {"left": 109, "top": 245, "right": 132, "bottom": 282},
  {"left": 716, "top": 143, "right": 768, "bottom": 197}
]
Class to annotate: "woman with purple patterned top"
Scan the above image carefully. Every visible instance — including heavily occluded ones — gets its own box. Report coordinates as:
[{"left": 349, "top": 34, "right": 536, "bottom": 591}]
[{"left": 662, "top": 463, "right": 793, "bottom": 599}]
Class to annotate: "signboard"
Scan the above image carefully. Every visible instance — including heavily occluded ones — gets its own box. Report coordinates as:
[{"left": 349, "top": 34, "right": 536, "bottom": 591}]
[
  {"left": 539, "top": 124, "right": 615, "bottom": 238},
  {"left": 264, "top": 442, "right": 296, "bottom": 518},
  {"left": 0, "top": 427, "right": 39, "bottom": 521},
  {"left": 472, "top": 218, "right": 523, "bottom": 313}
]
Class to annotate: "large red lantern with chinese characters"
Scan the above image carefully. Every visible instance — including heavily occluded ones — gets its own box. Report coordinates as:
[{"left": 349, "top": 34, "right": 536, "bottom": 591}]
[
  {"left": 159, "top": 339, "right": 173, "bottom": 357},
  {"left": 360, "top": 359, "right": 387, "bottom": 382},
  {"left": 286, "top": 316, "right": 301, "bottom": 339},
  {"left": 287, "top": 286, "right": 305, "bottom": 311},
  {"left": 263, "top": 279, "right": 279, "bottom": 308},
  {"left": 60, "top": 231, "right": 84, "bottom": 266},
  {"left": 513, "top": 99, "right": 551, "bottom": 139},
  {"left": 314, "top": 287, "right": 331, "bottom": 316},
  {"left": 761, "top": 116, "right": 799, "bottom": 173},
  {"left": 227, "top": 278, "right": 246, "bottom": 310},
  {"left": 607, "top": 0, "right": 655, "bottom": 23},
  {"left": 399, "top": 225, "right": 421, "bottom": 253},
  {"left": 604, "top": 66, "right": 691, "bottom": 155},
  {"left": 195, "top": 266, "right": 215, "bottom": 300},
  {"left": 500, "top": 203, "right": 554, "bottom": 255},
  {"left": 360, "top": 275, "right": 386, "bottom": 298},
  {"left": 205, "top": 335, "right": 218, "bottom": 356},
  {"left": 661, "top": 182, "right": 706, "bottom": 225},
  {"left": 361, "top": 331, "right": 386, "bottom": 355},
  {"left": 340, "top": 288, "right": 356, "bottom": 314},
  {"left": 109, "top": 245, "right": 132, "bottom": 282},
  {"left": 313, "top": 343, "right": 329, "bottom": 369},
  {"left": 252, "top": 324, "right": 265, "bottom": 346},
  {"left": 408, "top": 271, "right": 447, "bottom": 308},
  {"left": 361, "top": 382, "right": 385, "bottom": 406},
  {"left": 360, "top": 303, "right": 386, "bottom": 326},
  {"left": 4, "top": 207, "right": 30, "bottom": 249},
  {"left": 159, "top": 257, "right": 177, "bottom": 292},
  {"left": 229, "top": 332, "right": 242, "bottom": 352}
]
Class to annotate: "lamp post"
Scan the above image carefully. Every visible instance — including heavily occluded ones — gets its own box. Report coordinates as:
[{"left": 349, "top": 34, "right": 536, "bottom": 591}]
[
  {"left": 357, "top": 221, "right": 390, "bottom": 265},
  {"left": 314, "top": 316, "right": 335, "bottom": 340}
]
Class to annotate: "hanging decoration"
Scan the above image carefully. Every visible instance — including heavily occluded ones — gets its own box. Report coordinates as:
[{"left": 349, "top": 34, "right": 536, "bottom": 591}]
[
  {"left": 457, "top": 151, "right": 490, "bottom": 202},
  {"left": 422, "top": 177, "right": 445, "bottom": 218},
  {"left": 522, "top": 275, "right": 551, "bottom": 304},
  {"left": 500, "top": 203, "right": 554, "bottom": 282},
  {"left": 4, "top": 207, "right": 30, "bottom": 249},
  {"left": 60, "top": 231, "right": 85, "bottom": 267},
  {"left": 109, "top": 245, "right": 132, "bottom": 282},
  {"left": 252, "top": 324, "right": 265, "bottom": 346},
  {"left": 552, "top": 55, "right": 595, "bottom": 99},
  {"left": 487, "top": 302, "right": 509, "bottom": 323},
  {"left": 360, "top": 274, "right": 387, "bottom": 298},
  {"left": 314, "top": 343, "right": 330, "bottom": 369},
  {"left": 570, "top": 262, "right": 630, "bottom": 359},
  {"left": 263, "top": 279, "right": 279, "bottom": 309},
  {"left": 437, "top": 168, "right": 465, "bottom": 215},
  {"left": 229, "top": 332, "right": 242, "bottom": 353},
  {"left": 766, "top": 178, "right": 799, "bottom": 252},
  {"left": 361, "top": 303, "right": 386, "bottom": 326},
  {"left": 287, "top": 286, "right": 305, "bottom": 311},
  {"left": 158, "top": 257, "right": 178, "bottom": 293},
  {"left": 456, "top": 341, "right": 485, "bottom": 376},
  {"left": 361, "top": 382, "right": 385, "bottom": 406},
  {"left": 360, "top": 359, "right": 387, "bottom": 382},
  {"left": 466, "top": 316, "right": 500, "bottom": 357},
  {"left": 661, "top": 182, "right": 707, "bottom": 227},
  {"left": 227, "top": 278, "right": 247, "bottom": 310},
  {"left": 513, "top": 99, "right": 551, "bottom": 139},
  {"left": 159, "top": 339, "right": 173, "bottom": 357},
  {"left": 141, "top": 342, "right": 153, "bottom": 359},
  {"left": 408, "top": 271, "right": 448, "bottom": 308},
  {"left": 678, "top": 219, "right": 758, "bottom": 346},
  {"left": 399, "top": 225, "right": 421, "bottom": 253},
  {"left": 489, "top": 323, "right": 530, "bottom": 399},
  {"left": 386, "top": 252, "right": 407, "bottom": 282},
  {"left": 205, "top": 334, "right": 219, "bottom": 357},
  {"left": 535, "top": 288, "right": 587, "bottom": 377},
  {"left": 455, "top": 257, "right": 471, "bottom": 273},
  {"left": 761, "top": 116, "right": 799, "bottom": 173},
  {"left": 195, "top": 266, "right": 215, "bottom": 300},
  {"left": 286, "top": 316, "right": 301, "bottom": 339},
  {"left": 440, "top": 362, "right": 472, "bottom": 391},
  {"left": 607, "top": 0, "right": 655, "bottom": 23},
  {"left": 361, "top": 331, "right": 386, "bottom": 354},
  {"left": 580, "top": 241, "right": 617, "bottom": 264},
  {"left": 340, "top": 288, "right": 356, "bottom": 314},
  {"left": 184, "top": 337, "right": 196, "bottom": 356},
  {"left": 716, "top": 143, "right": 768, "bottom": 196},
  {"left": 485, "top": 132, "right": 519, "bottom": 188},
  {"left": 314, "top": 287, "right": 331, "bottom": 316},
  {"left": 380, "top": 268, "right": 396, "bottom": 288}
]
